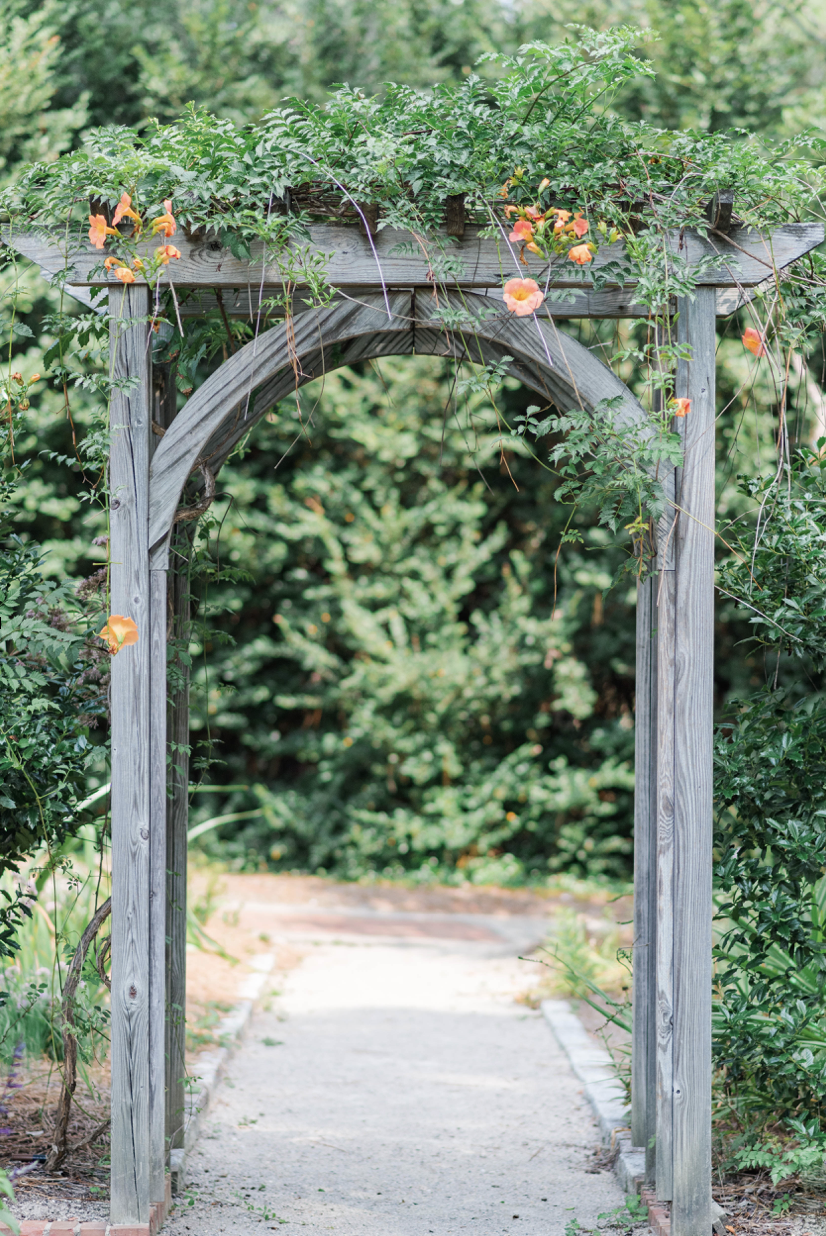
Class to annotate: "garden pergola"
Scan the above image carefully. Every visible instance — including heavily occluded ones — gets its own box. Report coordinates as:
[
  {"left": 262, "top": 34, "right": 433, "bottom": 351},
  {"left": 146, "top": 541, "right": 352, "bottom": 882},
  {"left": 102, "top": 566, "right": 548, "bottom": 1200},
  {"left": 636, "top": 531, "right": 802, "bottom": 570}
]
[{"left": 9, "top": 215, "right": 824, "bottom": 1234}]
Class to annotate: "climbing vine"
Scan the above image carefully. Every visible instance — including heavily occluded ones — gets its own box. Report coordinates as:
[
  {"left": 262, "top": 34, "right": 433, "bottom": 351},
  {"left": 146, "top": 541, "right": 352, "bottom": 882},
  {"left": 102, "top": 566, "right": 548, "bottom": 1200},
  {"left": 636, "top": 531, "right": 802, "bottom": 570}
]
[{"left": 2, "top": 29, "right": 825, "bottom": 573}]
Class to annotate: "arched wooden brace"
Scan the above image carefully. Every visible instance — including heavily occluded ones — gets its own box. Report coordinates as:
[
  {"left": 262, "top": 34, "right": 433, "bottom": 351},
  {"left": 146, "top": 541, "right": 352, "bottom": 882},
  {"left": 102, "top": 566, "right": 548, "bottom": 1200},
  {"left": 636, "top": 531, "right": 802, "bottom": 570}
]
[
  {"left": 110, "top": 289, "right": 713, "bottom": 1236},
  {"left": 147, "top": 292, "right": 657, "bottom": 561}
]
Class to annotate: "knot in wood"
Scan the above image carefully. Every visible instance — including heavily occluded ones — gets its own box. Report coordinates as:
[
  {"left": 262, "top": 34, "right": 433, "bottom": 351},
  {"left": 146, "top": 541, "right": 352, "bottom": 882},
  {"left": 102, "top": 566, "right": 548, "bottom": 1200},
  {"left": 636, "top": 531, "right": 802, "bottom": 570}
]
[{"left": 129, "top": 984, "right": 137, "bottom": 998}]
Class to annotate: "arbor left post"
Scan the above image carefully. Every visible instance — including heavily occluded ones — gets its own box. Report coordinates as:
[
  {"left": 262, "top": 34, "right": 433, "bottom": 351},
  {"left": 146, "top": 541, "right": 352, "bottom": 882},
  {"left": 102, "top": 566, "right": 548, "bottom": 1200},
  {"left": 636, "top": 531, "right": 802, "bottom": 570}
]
[{"left": 109, "top": 284, "right": 153, "bottom": 1227}]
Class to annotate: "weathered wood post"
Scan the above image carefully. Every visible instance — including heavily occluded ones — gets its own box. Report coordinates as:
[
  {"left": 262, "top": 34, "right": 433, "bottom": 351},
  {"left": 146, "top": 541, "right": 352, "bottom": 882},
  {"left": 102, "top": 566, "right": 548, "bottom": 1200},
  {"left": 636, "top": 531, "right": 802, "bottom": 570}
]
[
  {"left": 109, "top": 284, "right": 153, "bottom": 1225},
  {"left": 149, "top": 359, "right": 183, "bottom": 1210},
  {"left": 655, "top": 289, "right": 716, "bottom": 1234},
  {"left": 149, "top": 566, "right": 167, "bottom": 1210},
  {"left": 632, "top": 572, "right": 658, "bottom": 1184},
  {"left": 164, "top": 526, "right": 190, "bottom": 1161}
]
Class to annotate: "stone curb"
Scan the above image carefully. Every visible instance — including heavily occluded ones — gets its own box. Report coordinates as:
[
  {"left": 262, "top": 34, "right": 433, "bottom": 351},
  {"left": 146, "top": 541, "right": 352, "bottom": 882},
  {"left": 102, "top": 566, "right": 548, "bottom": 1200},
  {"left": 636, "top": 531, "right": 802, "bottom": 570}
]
[
  {"left": 178, "top": 953, "right": 277, "bottom": 1182},
  {"left": 540, "top": 1000, "right": 646, "bottom": 1195}
]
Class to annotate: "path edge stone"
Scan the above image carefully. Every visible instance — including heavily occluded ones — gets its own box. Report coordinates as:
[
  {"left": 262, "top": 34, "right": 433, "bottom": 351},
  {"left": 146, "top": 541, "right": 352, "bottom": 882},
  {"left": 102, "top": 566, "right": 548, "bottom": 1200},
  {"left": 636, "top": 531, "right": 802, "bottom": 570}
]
[
  {"left": 540, "top": 1000, "right": 645, "bottom": 1194},
  {"left": 177, "top": 953, "right": 277, "bottom": 1189}
]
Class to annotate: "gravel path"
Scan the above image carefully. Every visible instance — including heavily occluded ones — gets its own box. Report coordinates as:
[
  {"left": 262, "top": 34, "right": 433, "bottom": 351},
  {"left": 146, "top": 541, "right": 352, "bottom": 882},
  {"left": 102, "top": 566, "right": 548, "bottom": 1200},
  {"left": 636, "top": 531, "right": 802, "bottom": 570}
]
[{"left": 165, "top": 910, "right": 624, "bottom": 1235}]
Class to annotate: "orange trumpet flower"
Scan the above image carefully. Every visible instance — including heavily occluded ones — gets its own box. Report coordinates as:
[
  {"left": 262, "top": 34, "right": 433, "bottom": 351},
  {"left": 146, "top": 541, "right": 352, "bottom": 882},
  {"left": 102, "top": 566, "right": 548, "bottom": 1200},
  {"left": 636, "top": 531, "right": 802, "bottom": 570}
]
[
  {"left": 112, "top": 193, "right": 141, "bottom": 228},
  {"left": 98, "top": 615, "right": 139, "bottom": 655},
  {"left": 150, "top": 199, "right": 176, "bottom": 238},
  {"left": 509, "top": 219, "right": 534, "bottom": 244},
  {"left": 742, "top": 327, "right": 766, "bottom": 357},
  {"left": 502, "top": 277, "right": 545, "bottom": 316},
  {"left": 88, "top": 214, "right": 118, "bottom": 249},
  {"left": 568, "top": 243, "right": 594, "bottom": 265},
  {"left": 155, "top": 244, "right": 181, "bottom": 265}
]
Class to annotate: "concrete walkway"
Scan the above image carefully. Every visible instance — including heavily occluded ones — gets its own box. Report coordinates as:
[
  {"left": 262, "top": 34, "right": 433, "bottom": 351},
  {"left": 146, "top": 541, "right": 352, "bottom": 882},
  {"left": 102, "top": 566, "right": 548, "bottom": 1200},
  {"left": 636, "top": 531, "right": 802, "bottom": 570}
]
[{"left": 166, "top": 901, "right": 625, "bottom": 1234}]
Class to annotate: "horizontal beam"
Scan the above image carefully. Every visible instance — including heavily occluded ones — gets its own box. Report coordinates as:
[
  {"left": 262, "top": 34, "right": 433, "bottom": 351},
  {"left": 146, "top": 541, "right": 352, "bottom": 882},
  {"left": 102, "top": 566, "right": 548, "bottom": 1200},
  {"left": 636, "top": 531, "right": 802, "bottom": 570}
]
[
  {"left": 5, "top": 221, "right": 823, "bottom": 292},
  {"left": 22, "top": 279, "right": 791, "bottom": 324}
]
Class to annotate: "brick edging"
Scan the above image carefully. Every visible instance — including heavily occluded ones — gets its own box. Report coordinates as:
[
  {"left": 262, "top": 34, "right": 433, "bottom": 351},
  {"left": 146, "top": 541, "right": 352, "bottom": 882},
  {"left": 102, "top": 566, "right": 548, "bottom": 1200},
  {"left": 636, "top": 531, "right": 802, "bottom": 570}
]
[
  {"left": 641, "top": 1187, "right": 670, "bottom": 1236},
  {"left": 3, "top": 1172, "right": 173, "bottom": 1236}
]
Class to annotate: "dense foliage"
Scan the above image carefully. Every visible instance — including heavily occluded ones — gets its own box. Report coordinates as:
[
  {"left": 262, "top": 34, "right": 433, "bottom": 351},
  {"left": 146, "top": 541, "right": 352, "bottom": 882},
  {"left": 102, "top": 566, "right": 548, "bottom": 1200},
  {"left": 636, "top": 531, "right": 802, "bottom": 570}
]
[
  {"left": 0, "top": 415, "right": 105, "bottom": 954},
  {"left": 714, "top": 450, "right": 826, "bottom": 1131},
  {"left": 190, "top": 358, "right": 638, "bottom": 880}
]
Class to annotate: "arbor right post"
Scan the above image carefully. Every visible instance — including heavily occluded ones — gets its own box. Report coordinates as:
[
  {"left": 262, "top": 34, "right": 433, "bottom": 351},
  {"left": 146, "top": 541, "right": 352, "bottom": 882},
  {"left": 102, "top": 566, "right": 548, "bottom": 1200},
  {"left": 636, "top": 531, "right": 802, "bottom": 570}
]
[{"left": 657, "top": 288, "right": 716, "bottom": 1235}]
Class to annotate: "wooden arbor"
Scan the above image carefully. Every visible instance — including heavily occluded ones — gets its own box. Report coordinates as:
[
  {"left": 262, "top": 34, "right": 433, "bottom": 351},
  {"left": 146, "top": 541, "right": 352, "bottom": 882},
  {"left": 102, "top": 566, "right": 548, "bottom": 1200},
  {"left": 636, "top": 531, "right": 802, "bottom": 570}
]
[{"left": 9, "top": 218, "right": 824, "bottom": 1233}]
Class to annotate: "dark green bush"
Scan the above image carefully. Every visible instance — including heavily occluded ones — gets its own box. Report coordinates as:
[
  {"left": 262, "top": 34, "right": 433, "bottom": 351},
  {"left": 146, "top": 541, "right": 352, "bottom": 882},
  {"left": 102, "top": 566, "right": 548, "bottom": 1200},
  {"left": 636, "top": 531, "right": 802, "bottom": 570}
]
[{"left": 715, "top": 449, "right": 826, "bottom": 1128}]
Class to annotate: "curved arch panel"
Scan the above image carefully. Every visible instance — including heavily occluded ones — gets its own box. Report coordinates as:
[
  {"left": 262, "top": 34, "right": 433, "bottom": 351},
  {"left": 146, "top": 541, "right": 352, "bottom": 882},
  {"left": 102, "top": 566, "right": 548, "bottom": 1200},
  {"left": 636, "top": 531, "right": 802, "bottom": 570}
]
[{"left": 148, "top": 292, "right": 648, "bottom": 562}]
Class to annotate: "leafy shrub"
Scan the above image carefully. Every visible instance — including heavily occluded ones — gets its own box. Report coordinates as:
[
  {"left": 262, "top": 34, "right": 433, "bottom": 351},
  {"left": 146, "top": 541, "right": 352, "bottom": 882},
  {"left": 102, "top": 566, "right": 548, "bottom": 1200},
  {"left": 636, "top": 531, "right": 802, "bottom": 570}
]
[
  {"left": 188, "top": 358, "right": 638, "bottom": 880},
  {"left": 0, "top": 421, "right": 106, "bottom": 954},
  {"left": 714, "top": 448, "right": 826, "bottom": 1131}
]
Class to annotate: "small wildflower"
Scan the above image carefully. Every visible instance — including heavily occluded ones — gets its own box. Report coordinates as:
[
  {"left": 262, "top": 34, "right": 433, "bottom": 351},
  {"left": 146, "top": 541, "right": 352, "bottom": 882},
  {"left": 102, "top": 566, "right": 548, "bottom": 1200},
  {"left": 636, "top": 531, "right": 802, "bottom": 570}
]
[
  {"left": 113, "top": 266, "right": 135, "bottom": 284},
  {"left": 671, "top": 398, "right": 691, "bottom": 418}
]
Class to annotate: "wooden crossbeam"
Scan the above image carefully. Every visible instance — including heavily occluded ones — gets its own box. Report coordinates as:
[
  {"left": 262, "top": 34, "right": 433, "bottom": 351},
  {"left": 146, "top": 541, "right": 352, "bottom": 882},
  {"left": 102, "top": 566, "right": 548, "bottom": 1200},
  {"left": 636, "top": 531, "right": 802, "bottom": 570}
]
[
  {"left": 5, "top": 221, "right": 823, "bottom": 290},
  {"left": 16, "top": 278, "right": 788, "bottom": 323}
]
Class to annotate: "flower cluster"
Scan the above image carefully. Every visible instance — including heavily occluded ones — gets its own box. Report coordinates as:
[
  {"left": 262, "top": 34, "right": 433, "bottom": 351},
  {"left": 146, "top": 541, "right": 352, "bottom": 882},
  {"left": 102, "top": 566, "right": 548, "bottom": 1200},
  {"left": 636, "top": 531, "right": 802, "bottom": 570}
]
[
  {"left": 502, "top": 178, "right": 619, "bottom": 269},
  {"left": 498, "top": 178, "right": 622, "bottom": 315},
  {"left": 87, "top": 195, "right": 181, "bottom": 284}
]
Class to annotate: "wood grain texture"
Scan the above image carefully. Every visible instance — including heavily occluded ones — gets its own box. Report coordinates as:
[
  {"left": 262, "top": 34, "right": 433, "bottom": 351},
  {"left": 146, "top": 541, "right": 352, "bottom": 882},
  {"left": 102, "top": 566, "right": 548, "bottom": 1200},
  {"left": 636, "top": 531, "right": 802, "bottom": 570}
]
[
  {"left": 670, "top": 290, "right": 715, "bottom": 1236},
  {"left": 151, "top": 362, "right": 190, "bottom": 1158},
  {"left": 147, "top": 292, "right": 651, "bottom": 561},
  {"left": 147, "top": 360, "right": 176, "bottom": 1201},
  {"left": 108, "top": 285, "right": 153, "bottom": 1226},
  {"left": 632, "top": 573, "right": 658, "bottom": 1186},
  {"left": 165, "top": 526, "right": 191, "bottom": 1154},
  {"left": 148, "top": 568, "right": 167, "bottom": 1204},
  {"left": 655, "top": 565, "right": 676, "bottom": 1202},
  {"left": 148, "top": 287, "right": 662, "bottom": 319},
  {"left": 18, "top": 272, "right": 770, "bottom": 323},
  {"left": 5, "top": 221, "right": 822, "bottom": 289}
]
